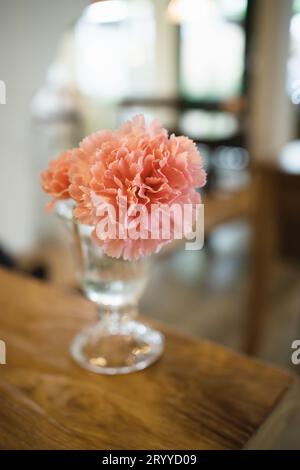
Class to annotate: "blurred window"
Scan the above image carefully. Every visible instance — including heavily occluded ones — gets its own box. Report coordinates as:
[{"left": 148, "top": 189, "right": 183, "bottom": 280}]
[
  {"left": 180, "top": 110, "right": 239, "bottom": 140},
  {"left": 179, "top": 0, "right": 248, "bottom": 101},
  {"left": 287, "top": 0, "right": 300, "bottom": 104},
  {"left": 75, "top": 0, "right": 155, "bottom": 100}
]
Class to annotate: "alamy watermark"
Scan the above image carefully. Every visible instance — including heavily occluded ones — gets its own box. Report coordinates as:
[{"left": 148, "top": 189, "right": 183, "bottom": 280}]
[
  {"left": 0, "top": 340, "right": 6, "bottom": 364},
  {"left": 291, "top": 340, "right": 300, "bottom": 365},
  {"left": 92, "top": 196, "right": 205, "bottom": 250},
  {"left": 0, "top": 80, "right": 6, "bottom": 104},
  {"left": 0, "top": 80, "right": 6, "bottom": 359}
]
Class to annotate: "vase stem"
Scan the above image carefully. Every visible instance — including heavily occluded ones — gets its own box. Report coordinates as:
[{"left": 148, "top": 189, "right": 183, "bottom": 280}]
[{"left": 98, "top": 304, "right": 138, "bottom": 322}]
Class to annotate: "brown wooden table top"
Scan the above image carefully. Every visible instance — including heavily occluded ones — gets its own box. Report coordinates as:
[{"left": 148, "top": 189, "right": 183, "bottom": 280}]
[{"left": 0, "top": 268, "right": 297, "bottom": 450}]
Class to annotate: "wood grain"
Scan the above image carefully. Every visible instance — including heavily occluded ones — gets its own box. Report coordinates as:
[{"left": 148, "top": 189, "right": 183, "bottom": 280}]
[{"left": 0, "top": 268, "right": 297, "bottom": 450}]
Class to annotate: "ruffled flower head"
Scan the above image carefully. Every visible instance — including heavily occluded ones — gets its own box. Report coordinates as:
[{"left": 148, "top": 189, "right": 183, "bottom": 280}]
[
  {"left": 41, "top": 150, "right": 73, "bottom": 209},
  {"left": 41, "top": 115, "right": 206, "bottom": 260}
]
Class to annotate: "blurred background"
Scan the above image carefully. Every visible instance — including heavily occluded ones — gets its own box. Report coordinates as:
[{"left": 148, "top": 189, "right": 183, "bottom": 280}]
[{"left": 1, "top": 0, "right": 300, "bottom": 447}]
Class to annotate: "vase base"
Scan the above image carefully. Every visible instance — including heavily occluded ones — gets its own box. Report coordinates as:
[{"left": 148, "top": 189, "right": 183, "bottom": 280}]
[{"left": 70, "top": 319, "right": 164, "bottom": 375}]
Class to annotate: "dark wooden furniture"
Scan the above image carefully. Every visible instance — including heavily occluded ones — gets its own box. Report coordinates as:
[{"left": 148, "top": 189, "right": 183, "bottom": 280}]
[
  {"left": 0, "top": 268, "right": 297, "bottom": 449},
  {"left": 244, "top": 152, "right": 300, "bottom": 353},
  {"left": 243, "top": 164, "right": 278, "bottom": 353}
]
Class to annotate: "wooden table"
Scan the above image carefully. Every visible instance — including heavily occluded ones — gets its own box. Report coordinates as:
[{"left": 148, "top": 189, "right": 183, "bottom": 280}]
[{"left": 0, "top": 268, "right": 297, "bottom": 450}]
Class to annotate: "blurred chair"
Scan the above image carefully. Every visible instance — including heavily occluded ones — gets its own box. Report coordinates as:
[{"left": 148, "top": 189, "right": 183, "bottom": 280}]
[
  {"left": 244, "top": 143, "right": 300, "bottom": 354},
  {"left": 164, "top": 153, "right": 297, "bottom": 357}
]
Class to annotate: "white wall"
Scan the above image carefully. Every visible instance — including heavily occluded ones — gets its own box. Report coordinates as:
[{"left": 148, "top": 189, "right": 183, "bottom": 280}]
[
  {"left": 153, "top": 0, "right": 178, "bottom": 98},
  {"left": 248, "top": 0, "right": 296, "bottom": 161},
  {"left": 0, "top": 0, "right": 87, "bottom": 254}
]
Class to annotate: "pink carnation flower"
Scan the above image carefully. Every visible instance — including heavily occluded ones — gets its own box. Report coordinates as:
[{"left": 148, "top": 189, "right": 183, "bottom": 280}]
[
  {"left": 70, "top": 115, "right": 206, "bottom": 260},
  {"left": 41, "top": 150, "right": 73, "bottom": 209}
]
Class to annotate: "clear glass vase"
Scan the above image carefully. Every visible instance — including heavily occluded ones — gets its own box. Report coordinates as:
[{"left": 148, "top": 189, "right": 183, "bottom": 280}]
[{"left": 56, "top": 201, "right": 164, "bottom": 375}]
